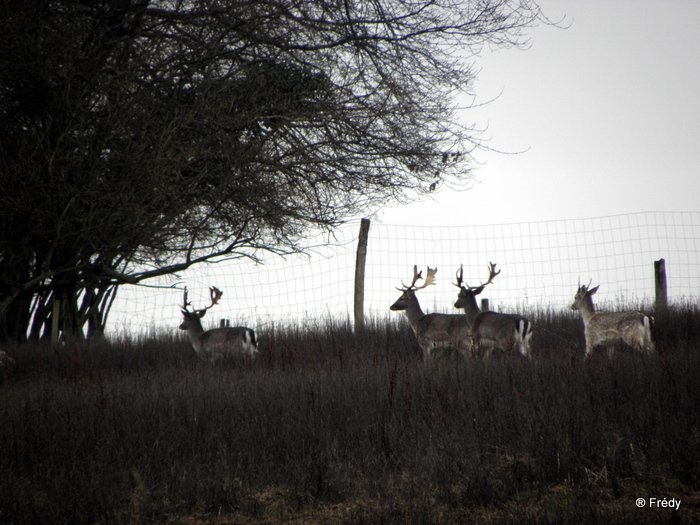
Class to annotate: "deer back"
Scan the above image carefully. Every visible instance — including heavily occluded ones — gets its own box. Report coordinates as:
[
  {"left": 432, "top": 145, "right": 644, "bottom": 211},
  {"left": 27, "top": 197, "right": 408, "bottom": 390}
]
[
  {"left": 586, "top": 310, "right": 654, "bottom": 353},
  {"left": 416, "top": 313, "right": 472, "bottom": 344},
  {"left": 472, "top": 311, "right": 533, "bottom": 356},
  {"left": 195, "top": 326, "right": 259, "bottom": 362}
]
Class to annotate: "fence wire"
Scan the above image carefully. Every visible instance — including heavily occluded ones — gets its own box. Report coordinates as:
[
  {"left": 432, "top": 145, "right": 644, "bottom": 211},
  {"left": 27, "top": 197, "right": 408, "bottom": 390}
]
[{"left": 107, "top": 211, "right": 700, "bottom": 335}]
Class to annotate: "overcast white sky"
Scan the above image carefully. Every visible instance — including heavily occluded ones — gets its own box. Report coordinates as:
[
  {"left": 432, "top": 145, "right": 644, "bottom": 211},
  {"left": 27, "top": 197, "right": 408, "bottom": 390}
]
[
  {"left": 109, "top": 1, "right": 700, "bottom": 332},
  {"left": 380, "top": 0, "right": 700, "bottom": 226}
]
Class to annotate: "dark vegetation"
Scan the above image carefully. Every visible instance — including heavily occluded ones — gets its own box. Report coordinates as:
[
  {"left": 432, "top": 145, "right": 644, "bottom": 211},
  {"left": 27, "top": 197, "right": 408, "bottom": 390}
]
[
  {"left": 1, "top": 305, "right": 699, "bottom": 524},
  {"left": 0, "top": 0, "right": 547, "bottom": 342}
]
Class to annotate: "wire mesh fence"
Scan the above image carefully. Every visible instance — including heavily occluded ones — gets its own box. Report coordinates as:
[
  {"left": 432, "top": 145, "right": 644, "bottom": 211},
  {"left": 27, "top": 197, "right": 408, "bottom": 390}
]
[{"left": 106, "top": 211, "right": 700, "bottom": 336}]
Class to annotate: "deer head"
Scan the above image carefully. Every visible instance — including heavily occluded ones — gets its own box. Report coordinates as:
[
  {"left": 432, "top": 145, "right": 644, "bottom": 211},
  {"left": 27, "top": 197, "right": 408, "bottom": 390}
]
[
  {"left": 179, "top": 286, "right": 223, "bottom": 330},
  {"left": 570, "top": 279, "right": 597, "bottom": 311},
  {"left": 453, "top": 262, "right": 500, "bottom": 310},
  {"left": 390, "top": 266, "right": 437, "bottom": 311}
]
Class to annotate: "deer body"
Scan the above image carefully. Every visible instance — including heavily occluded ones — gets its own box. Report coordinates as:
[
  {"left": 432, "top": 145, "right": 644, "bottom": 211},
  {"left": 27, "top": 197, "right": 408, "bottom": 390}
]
[
  {"left": 390, "top": 267, "right": 472, "bottom": 361},
  {"left": 454, "top": 263, "right": 533, "bottom": 358},
  {"left": 571, "top": 284, "right": 655, "bottom": 357},
  {"left": 179, "top": 287, "right": 258, "bottom": 363},
  {"left": 470, "top": 311, "right": 532, "bottom": 357}
]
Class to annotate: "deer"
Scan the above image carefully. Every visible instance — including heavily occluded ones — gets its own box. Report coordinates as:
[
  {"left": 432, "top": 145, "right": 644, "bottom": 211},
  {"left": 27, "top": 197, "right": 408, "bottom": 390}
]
[
  {"left": 453, "top": 262, "right": 533, "bottom": 358},
  {"left": 390, "top": 266, "right": 472, "bottom": 361},
  {"left": 179, "top": 286, "right": 259, "bottom": 363},
  {"left": 570, "top": 281, "right": 655, "bottom": 358}
]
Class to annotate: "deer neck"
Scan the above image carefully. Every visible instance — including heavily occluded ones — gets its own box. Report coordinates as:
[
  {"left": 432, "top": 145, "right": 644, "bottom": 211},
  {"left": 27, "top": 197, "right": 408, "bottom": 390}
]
[
  {"left": 461, "top": 298, "right": 482, "bottom": 326},
  {"left": 579, "top": 297, "right": 597, "bottom": 325},
  {"left": 185, "top": 318, "right": 205, "bottom": 351},
  {"left": 404, "top": 298, "right": 426, "bottom": 333}
]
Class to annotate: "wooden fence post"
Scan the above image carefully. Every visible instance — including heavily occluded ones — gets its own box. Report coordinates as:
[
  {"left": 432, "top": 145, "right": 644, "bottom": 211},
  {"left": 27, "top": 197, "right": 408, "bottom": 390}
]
[
  {"left": 354, "top": 218, "right": 371, "bottom": 335},
  {"left": 654, "top": 258, "right": 667, "bottom": 312},
  {"left": 480, "top": 298, "right": 490, "bottom": 312}
]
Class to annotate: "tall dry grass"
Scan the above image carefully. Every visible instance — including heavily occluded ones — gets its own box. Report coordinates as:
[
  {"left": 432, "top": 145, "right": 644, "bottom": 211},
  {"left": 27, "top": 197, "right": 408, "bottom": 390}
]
[{"left": 0, "top": 305, "right": 699, "bottom": 524}]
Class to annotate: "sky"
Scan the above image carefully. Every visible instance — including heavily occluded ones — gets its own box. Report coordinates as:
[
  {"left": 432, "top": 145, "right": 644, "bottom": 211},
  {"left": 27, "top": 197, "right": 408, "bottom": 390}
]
[
  {"left": 107, "top": 1, "right": 700, "bottom": 333},
  {"left": 379, "top": 0, "right": 700, "bottom": 226}
]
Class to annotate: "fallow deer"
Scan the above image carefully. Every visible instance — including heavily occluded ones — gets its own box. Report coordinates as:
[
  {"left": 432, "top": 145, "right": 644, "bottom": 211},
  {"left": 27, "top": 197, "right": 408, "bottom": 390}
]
[
  {"left": 570, "top": 282, "right": 655, "bottom": 357},
  {"left": 179, "top": 286, "right": 258, "bottom": 363},
  {"left": 454, "top": 263, "right": 533, "bottom": 357},
  {"left": 390, "top": 266, "right": 472, "bottom": 361}
]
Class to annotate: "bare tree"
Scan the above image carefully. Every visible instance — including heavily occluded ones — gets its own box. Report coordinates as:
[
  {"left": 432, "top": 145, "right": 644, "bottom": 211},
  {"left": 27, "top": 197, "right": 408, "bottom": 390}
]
[{"left": 0, "top": 0, "right": 550, "bottom": 341}]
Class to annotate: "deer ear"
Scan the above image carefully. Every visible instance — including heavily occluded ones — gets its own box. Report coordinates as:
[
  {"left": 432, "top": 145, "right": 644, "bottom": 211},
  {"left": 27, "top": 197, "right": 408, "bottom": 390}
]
[
  {"left": 198, "top": 310, "right": 207, "bottom": 319},
  {"left": 589, "top": 285, "right": 599, "bottom": 295}
]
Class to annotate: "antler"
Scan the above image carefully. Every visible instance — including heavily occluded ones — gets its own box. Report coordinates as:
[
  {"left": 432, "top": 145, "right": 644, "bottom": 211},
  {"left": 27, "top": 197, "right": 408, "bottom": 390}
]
[
  {"left": 482, "top": 262, "right": 501, "bottom": 287},
  {"left": 181, "top": 287, "right": 192, "bottom": 312},
  {"left": 398, "top": 265, "right": 422, "bottom": 291},
  {"left": 397, "top": 266, "right": 437, "bottom": 291},
  {"left": 455, "top": 262, "right": 501, "bottom": 290},
  {"left": 201, "top": 286, "right": 223, "bottom": 314},
  {"left": 419, "top": 267, "right": 437, "bottom": 290},
  {"left": 180, "top": 286, "right": 223, "bottom": 314},
  {"left": 454, "top": 265, "right": 464, "bottom": 288}
]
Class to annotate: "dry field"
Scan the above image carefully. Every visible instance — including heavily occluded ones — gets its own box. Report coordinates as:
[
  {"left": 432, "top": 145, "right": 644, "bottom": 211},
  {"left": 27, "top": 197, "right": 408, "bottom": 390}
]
[{"left": 1, "top": 306, "right": 699, "bottom": 524}]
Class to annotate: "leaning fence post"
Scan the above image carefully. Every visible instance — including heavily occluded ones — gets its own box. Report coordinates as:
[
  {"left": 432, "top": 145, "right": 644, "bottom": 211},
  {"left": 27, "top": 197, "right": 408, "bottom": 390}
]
[
  {"left": 354, "top": 218, "right": 371, "bottom": 335},
  {"left": 654, "top": 258, "right": 667, "bottom": 313}
]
